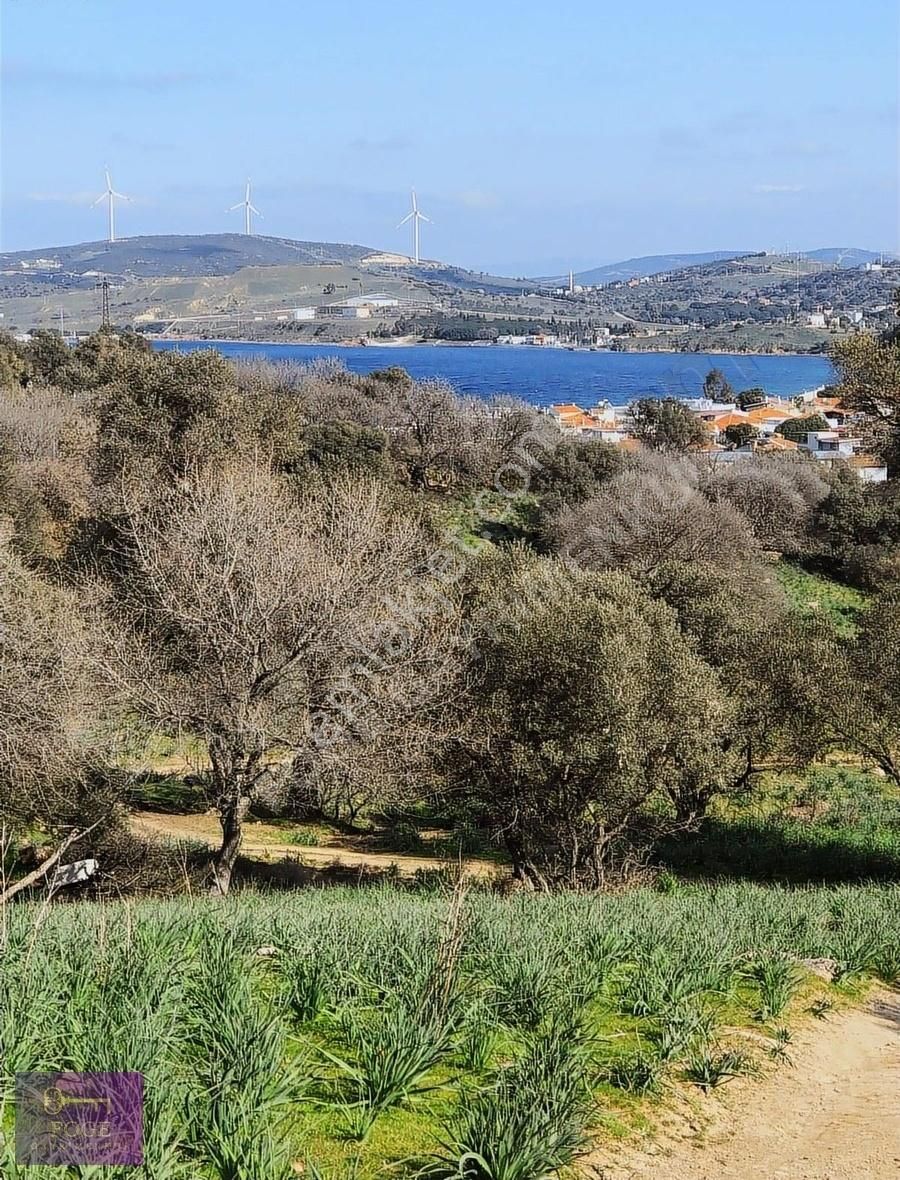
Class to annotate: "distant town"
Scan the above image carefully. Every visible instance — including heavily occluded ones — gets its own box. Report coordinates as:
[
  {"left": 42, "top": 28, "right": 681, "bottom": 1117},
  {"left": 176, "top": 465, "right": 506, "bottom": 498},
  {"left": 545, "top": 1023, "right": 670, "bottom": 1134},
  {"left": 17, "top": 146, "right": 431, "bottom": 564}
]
[{"left": 546, "top": 388, "right": 887, "bottom": 482}]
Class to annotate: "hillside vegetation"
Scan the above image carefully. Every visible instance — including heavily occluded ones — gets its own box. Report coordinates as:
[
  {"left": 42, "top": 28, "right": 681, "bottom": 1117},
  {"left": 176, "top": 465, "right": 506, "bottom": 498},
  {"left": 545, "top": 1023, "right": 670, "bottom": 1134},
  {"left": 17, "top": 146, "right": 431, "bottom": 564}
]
[{"left": 2, "top": 321, "right": 900, "bottom": 1174}]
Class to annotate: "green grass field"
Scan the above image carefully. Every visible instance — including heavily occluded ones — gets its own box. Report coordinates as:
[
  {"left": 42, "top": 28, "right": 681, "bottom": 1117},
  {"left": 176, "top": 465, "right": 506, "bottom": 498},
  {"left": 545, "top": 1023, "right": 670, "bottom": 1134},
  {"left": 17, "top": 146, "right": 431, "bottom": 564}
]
[
  {"left": 775, "top": 561, "right": 867, "bottom": 636},
  {"left": 2, "top": 882, "right": 897, "bottom": 1178}
]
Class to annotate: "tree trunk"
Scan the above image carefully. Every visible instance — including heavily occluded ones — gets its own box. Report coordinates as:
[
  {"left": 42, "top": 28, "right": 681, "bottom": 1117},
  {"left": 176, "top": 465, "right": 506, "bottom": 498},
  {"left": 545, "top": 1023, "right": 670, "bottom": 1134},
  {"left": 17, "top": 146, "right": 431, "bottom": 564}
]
[
  {"left": 208, "top": 735, "right": 257, "bottom": 897},
  {"left": 210, "top": 794, "right": 250, "bottom": 896}
]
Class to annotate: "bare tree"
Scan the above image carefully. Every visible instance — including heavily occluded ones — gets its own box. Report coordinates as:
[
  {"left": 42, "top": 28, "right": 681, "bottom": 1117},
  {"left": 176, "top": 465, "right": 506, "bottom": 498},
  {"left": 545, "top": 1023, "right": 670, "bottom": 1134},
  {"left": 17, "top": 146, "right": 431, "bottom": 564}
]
[
  {"left": 0, "top": 542, "right": 105, "bottom": 852},
  {"left": 551, "top": 464, "right": 757, "bottom": 576},
  {"left": 103, "top": 464, "right": 463, "bottom": 894},
  {"left": 703, "top": 458, "right": 828, "bottom": 552},
  {"left": 0, "top": 386, "right": 94, "bottom": 465}
]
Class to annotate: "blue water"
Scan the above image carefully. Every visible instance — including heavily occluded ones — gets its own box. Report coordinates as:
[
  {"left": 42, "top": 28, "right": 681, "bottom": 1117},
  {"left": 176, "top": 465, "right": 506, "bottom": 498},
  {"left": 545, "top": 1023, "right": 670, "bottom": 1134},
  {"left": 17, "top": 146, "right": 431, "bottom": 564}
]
[{"left": 153, "top": 340, "right": 835, "bottom": 407}]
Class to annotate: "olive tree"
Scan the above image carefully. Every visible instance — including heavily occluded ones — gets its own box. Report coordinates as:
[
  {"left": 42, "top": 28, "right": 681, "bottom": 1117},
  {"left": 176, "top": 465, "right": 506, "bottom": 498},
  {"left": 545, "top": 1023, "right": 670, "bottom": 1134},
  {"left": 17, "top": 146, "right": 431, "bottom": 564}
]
[
  {"left": 647, "top": 559, "right": 819, "bottom": 819},
  {"left": 802, "top": 594, "right": 900, "bottom": 788},
  {"left": 451, "top": 547, "right": 738, "bottom": 888},
  {"left": 628, "top": 397, "right": 707, "bottom": 453},
  {"left": 831, "top": 325, "right": 900, "bottom": 473},
  {"left": 103, "top": 464, "right": 462, "bottom": 894}
]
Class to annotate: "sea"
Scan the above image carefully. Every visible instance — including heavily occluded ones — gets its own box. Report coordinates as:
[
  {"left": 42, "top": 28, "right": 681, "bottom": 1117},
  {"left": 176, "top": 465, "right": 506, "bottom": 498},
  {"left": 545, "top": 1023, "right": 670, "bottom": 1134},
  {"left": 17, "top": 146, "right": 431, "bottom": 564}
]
[{"left": 152, "top": 340, "right": 835, "bottom": 407}]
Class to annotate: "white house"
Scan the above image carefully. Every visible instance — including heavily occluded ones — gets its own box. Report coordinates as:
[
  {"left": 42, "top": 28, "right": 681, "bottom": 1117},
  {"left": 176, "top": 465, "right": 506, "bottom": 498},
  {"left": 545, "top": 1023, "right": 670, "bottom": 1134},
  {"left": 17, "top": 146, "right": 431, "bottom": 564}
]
[{"left": 799, "top": 431, "right": 887, "bottom": 482}]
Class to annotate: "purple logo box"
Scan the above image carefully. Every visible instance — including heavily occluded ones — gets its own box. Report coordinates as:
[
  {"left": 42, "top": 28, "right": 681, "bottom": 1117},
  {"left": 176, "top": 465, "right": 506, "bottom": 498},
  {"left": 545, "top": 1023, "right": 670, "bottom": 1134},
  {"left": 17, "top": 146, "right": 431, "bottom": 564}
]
[{"left": 16, "top": 1071, "right": 143, "bottom": 1166}]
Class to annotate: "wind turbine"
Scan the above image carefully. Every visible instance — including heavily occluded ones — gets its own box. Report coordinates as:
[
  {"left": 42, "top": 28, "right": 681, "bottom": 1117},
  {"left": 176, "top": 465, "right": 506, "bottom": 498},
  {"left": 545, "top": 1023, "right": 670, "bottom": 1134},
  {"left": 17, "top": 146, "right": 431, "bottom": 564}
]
[
  {"left": 92, "top": 168, "right": 131, "bottom": 244},
  {"left": 229, "top": 178, "right": 261, "bottom": 235},
  {"left": 398, "top": 188, "right": 431, "bottom": 265}
]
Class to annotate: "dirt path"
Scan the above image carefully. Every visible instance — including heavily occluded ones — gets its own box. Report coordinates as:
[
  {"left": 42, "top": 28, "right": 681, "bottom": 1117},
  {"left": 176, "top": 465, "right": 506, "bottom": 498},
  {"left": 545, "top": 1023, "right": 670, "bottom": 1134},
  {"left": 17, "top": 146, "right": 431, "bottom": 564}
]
[
  {"left": 589, "top": 995, "right": 900, "bottom": 1180},
  {"left": 131, "top": 810, "right": 503, "bottom": 879}
]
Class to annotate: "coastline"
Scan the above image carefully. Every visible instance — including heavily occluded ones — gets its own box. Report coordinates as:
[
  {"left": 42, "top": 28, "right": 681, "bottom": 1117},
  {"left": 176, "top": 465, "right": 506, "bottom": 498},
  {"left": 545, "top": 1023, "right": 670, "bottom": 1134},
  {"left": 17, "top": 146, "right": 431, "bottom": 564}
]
[{"left": 149, "top": 335, "right": 826, "bottom": 360}]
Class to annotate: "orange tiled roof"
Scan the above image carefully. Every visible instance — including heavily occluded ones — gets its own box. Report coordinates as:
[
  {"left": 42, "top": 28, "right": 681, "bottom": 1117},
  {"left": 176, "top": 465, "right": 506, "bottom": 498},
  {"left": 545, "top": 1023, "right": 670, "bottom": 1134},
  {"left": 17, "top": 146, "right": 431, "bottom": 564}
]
[
  {"left": 745, "top": 406, "right": 797, "bottom": 424},
  {"left": 713, "top": 411, "right": 751, "bottom": 428}
]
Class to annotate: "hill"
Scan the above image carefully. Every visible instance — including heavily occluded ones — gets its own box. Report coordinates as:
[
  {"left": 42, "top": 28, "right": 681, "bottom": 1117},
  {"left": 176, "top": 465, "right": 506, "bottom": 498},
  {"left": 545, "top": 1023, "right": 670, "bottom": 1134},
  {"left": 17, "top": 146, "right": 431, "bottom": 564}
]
[
  {"left": 0, "top": 234, "right": 534, "bottom": 335},
  {"left": 804, "top": 247, "right": 897, "bottom": 268},
  {"left": 580, "top": 249, "right": 900, "bottom": 350},
  {"left": 2, "top": 234, "right": 895, "bottom": 348},
  {"left": 556, "top": 247, "right": 896, "bottom": 288},
  {"left": 568, "top": 250, "right": 751, "bottom": 286},
  {"left": 0, "top": 233, "right": 380, "bottom": 279}
]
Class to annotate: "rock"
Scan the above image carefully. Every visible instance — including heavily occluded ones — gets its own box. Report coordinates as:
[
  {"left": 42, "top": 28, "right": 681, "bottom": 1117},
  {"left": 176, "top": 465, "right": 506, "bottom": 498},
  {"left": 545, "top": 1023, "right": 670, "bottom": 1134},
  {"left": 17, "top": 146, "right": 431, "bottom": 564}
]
[{"left": 799, "top": 956, "right": 839, "bottom": 981}]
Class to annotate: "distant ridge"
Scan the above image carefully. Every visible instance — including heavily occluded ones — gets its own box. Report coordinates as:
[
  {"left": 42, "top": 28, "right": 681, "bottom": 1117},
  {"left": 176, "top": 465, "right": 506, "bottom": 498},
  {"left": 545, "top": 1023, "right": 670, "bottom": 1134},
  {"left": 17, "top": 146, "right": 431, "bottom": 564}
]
[
  {"left": 0, "top": 233, "right": 380, "bottom": 279},
  {"left": 803, "top": 247, "right": 897, "bottom": 268},
  {"left": 566, "top": 251, "right": 751, "bottom": 286},
  {"left": 541, "top": 247, "right": 897, "bottom": 287}
]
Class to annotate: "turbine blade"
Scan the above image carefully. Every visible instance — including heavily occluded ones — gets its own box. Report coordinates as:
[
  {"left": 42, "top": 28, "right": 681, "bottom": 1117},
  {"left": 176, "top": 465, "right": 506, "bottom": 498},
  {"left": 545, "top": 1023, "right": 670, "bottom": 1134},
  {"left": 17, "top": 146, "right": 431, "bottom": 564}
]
[
  {"left": 248, "top": 204, "right": 261, "bottom": 215},
  {"left": 228, "top": 202, "right": 244, "bottom": 211},
  {"left": 419, "top": 213, "right": 432, "bottom": 223},
  {"left": 398, "top": 213, "right": 413, "bottom": 227},
  {"left": 91, "top": 194, "right": 107, "bottom": 208}
]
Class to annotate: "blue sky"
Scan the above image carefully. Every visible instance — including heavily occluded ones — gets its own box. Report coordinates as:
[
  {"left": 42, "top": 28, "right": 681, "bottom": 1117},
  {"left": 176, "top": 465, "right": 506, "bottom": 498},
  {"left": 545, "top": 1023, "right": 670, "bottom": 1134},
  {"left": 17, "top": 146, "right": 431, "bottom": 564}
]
[{"left": 1, "top": 0, "right": 897, "bottom": 272}]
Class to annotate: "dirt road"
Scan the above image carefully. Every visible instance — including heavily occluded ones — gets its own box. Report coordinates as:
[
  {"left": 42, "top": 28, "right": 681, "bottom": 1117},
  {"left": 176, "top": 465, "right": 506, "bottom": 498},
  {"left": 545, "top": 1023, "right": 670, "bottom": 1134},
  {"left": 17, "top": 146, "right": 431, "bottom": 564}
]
[
  {"left": 131, "top": 810, "right": 502, "bottom": 879},
  {"left": 590, "top": 995, "right": 900, "bottom": 1180}
]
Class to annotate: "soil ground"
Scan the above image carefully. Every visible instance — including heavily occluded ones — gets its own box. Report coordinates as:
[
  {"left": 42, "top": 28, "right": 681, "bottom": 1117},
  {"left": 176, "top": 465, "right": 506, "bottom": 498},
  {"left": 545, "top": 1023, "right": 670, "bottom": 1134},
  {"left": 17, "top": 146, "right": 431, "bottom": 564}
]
[
  {"left": 130, "top": 809, "right": 503, "bottom": 879},
  {"left": 587, "top": 994, "right": 900, "bottom": 1180}
]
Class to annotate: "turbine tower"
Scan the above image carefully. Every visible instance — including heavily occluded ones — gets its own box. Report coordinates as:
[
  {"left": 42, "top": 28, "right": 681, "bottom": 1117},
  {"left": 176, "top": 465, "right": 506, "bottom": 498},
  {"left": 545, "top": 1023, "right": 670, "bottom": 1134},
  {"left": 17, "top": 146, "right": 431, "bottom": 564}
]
[
  {"left": 229, "top": 179, "right": 261, "bottom": 235},
  {"left": 92, "top": 168, "right": 131, "bottom": 244},
  {"left": 398, "top": 188, "right": 431, "bottom": 265}
]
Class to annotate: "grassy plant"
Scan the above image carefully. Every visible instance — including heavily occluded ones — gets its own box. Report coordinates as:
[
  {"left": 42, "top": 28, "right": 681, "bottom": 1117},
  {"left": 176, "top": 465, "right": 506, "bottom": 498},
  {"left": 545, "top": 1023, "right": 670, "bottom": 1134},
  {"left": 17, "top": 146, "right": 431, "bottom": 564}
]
[
  {"left": 873, "top": 945, "right": 900, "bottom": 986},
  {"left": 748, "top": 956, "right": 802, "bottom": 1022},
  {"left": 605, "top": 1049, "right": 664, "bottom": 1095},
  {"left": 423, "top": 1029, "right": 593, "bottom": 1180},
  {"left": 566, "top": 929, "right": 632, "bottom": 1005},
  {"left": 457, "top": 998, "right": 501, "bottom": 1072},
  {"left": 683, "top": 1046, "right": 756, "bottom": 1090},
  {"left": 187, "top": 939, "right": 306, "bottom": 1179},
  {"left": 328, "top": 1006, "right": 453, "bottom": 1140},
  {"left": 646, "top": 1001, "right": 718, "bottom": 1063},
  {"left": 768, "top": 1026, "right": 794, "bottom": 1065},
  {"left": 282, "top": 951, "right": 331, "bottom": 1023},
  {"left": 286, "top": 829, "right": 321, "bottom": 847},
  {"left": 808, "top": 997, "right": 835, "bottom": 1020},
  {"left": 830, "top": 929, "right": 879, "bottom": 982},
  {"left": 3, "top": 881, "right": 898, "bottom": 1179},
  {"left": 482, "top": 943, "right": 567, "bottom": 1030}
]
